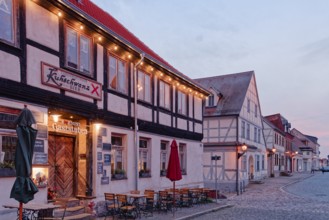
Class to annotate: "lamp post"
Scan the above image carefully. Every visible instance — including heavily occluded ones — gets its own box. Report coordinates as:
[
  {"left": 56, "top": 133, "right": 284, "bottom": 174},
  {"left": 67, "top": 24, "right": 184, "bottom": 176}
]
[{"left": 236, "top": 143, "right": 247, "bottom": 196}]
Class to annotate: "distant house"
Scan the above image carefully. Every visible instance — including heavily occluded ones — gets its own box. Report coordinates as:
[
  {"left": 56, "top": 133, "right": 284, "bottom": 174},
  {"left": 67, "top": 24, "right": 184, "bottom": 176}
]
[{"left": 195, "top": 71, "right": 267, "bottom": 193}]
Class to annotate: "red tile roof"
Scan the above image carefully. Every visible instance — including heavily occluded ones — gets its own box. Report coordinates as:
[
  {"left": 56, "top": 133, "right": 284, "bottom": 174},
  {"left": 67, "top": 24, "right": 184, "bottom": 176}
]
[{"left": 64, "top": 0, "right": 177, "bottom": 74}]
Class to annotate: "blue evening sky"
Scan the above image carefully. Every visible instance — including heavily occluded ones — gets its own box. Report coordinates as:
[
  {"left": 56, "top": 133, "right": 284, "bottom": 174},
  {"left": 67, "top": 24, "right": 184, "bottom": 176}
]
[{"left": 92, "top": 0, "right": 329, "bottom": 157}]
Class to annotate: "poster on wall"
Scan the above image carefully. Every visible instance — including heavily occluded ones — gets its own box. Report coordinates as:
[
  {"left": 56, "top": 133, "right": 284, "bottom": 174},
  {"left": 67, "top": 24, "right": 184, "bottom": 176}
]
[
  {"left": 97, "top": 136, "right": 102, "bottom": 148},
  {"left": 97, "top": 152, "right": 102, "bottom": 161},
  {"left": 97, "top": 162, "right": 103, "bottom": 174},
  {"left": 34, "top": 139, "right": 44, "bottom": 153},
  {"left": 101, "top": 176, "right": 109, "bottom": 185},
  {"left": 104, "top": 154, "right": 111, "bottom": 166},
  {"left": 102, "top": 143, "right": 111, "bottom": 151},
  {"left": 36, "top": 124, "right": 48, "bottom": 139},
  {"left": 33, "top": 153, "right": 48, "bottom": 165}
]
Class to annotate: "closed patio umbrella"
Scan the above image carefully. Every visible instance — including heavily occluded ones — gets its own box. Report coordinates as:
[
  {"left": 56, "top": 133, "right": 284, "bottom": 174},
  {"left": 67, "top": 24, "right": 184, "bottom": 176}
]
[
  {"left": 166, "top": 139, "right": 182, "bottom": 216},
  {"left": 10, "top": 106, "right": 39, "bottom": 220}
]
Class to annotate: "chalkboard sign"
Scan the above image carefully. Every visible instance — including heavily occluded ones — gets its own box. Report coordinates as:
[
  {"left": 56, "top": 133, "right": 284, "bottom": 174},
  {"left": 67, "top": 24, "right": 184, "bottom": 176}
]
[
  {"left": 33, "top": 153, "right": 48, "bottom": 165},
  {"left": 36, "top": 124, "right": 48, "bottom": 139},
  {"left": 34, "top": 139, "right": 44, "bottom": 153},
  {"left": 101, "top": 176, "right": 109, "bottom": 185},
  {"left": 103, "top": 143, "right": 111, "bottom": 151},
  {"left": 97, "top": 162, "right": 103, "bottom": 174}
]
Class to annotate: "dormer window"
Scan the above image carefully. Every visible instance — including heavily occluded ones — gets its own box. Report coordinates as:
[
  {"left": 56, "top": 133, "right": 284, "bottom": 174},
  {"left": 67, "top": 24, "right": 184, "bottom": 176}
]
[{"left": 207, "top": 95, "right": 214, "bottom": 107}]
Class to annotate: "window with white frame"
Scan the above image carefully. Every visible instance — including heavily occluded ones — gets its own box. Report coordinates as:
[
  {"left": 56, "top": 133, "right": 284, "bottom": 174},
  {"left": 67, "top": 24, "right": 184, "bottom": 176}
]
[
  {"left": 255, "top": 104, "right": 258, "bottom": 117},
  {"left": 241, "top": 121, "right": 246, "bottom": 138},
  {"left": 0, "top": 0, "right": 15, "bottom": 44},
  {"left": 65, "top": 25, "right": 92, "bottom": 75},
  {"left": 159, "top": 80, "right": 171, "bottom": 109},
  {"left": 254, "top": 127, "right": 257, "bottom": 142},
  {"left": 177, "top": 91, "right": 186, "bottom": 115},
  {"left": 139, "top": 138, "right": 151, "bottom": 175},
  {"left": 256, "top": 155, "right": 260, "bottom": 171},
  {"left": 179, "top": 143, "right": 187, "bottom": 174},
  {"left": 274, "top": 154, "right": 279, "bottom": 166},
  {"left": 137, "top": 70, "right": 151, "bottom": 102},
  {"left": 111, "top": 135, "right": 126, "bottom": 177},
  {"left": 160, "top": 141, "right": 168, "bottom": 175},
  {"left": 247, "top": 99, "right": 250, "bottom": 113},
  {"left": 261, "top": 155, "right": 265, "bottom": 170},
  {"left": 246, "top": 123, "right": 250, "bottom": 140},
  {"left": 207, "top": 95, "right": 214, "bottom": 107},
  {"left": 241, "top": 155, "right": 247, "bottom": 170},
  {"left": 108, "top": 55, "right": 127, "bottom": 94},
  {"left": 258, "top": 128, "right": 261, "bottom": 143}
]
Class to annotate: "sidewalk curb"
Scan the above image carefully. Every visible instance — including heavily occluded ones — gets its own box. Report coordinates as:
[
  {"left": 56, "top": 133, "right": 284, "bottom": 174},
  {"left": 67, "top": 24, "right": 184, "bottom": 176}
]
[
  {"left": 280, "top": 174, "right": 314, "bottom": 197},
  {"left": 175, "top": 204, "right": 234, "bottom": 220}
]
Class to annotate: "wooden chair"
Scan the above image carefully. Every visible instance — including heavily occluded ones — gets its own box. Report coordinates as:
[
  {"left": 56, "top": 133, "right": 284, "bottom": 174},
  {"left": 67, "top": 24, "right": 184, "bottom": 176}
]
[
  {"left": 157, "top": 191, "right": 172, "bottom": 213},
  {"left": 104, "top": 193, "right": 117, "bottom": 219},
  {"left": 180, "top": 188, "right": 192, "bottom": 207},
  {"left": 116, "top": 194, "right": 137, "bottom": 219},
  {"left": 142, "top": 190, "right": 155, "bottom": 217},
  {"left": 129, "top": 190, "right": 140, "bottom": 194}
]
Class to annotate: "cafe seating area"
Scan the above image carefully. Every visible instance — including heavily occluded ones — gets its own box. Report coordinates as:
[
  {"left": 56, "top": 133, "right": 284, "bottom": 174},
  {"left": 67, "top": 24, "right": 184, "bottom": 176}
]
[{"left": 103, "top": 187, "right": 213, "bottom": 219}]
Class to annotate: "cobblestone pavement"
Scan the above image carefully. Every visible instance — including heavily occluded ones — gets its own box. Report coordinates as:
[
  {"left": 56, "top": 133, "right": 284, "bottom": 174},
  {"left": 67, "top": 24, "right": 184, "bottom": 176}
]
[{"left": 191, "top": 172, "right": 329, "bottom": 220}]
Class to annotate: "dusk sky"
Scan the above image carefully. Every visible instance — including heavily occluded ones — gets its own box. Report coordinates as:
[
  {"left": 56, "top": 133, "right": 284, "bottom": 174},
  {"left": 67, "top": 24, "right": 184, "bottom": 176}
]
[{"left": 92, "top": 0, "right": 329, "bottom": 157}]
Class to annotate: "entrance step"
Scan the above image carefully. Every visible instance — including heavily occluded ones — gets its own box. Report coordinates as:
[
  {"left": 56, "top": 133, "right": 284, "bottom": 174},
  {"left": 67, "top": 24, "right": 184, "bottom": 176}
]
[{"left": 52, "top": 197, "right": 92, "bottom": 219}]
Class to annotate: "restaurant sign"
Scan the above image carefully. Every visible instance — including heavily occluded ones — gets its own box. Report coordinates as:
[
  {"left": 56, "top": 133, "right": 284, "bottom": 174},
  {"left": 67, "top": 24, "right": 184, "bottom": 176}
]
[{"left": 41, "top": 62, "right": 102, "bottom": 100}]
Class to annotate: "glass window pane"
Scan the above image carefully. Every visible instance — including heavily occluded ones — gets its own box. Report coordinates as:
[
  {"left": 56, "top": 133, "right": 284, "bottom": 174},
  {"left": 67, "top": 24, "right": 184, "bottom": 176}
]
[
  {"left": 138, "top": 71, "right": 144, "bottom": 100},
  {"left": 117, "top": 60, "right": 127, "bottom": 93},
  {"left": 159, "top": 81, "right": 164, "bottom": 107},
  {"left": 144, "top": 74, "right": 150, "bottom": 102},
  {"left": 109, "top": 56, "right": 117, "bottom": 89},
  {"left": 0, "top": 0, "right": 14, "bottom": 43},
  {"left": 67, "top": 28, "right": 78, "bottom": 69},
  {"left": 79, "top": 35, "right": 90, "bottom": 74},
  {"left": 165, "top": 83, "right": 170, "bottom": 109}
]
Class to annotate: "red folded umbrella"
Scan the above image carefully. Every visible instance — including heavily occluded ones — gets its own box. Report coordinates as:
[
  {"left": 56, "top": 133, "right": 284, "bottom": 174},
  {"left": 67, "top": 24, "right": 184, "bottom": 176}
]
[{"left": 166, "top": 139, "right": 182, "bottom": 215}]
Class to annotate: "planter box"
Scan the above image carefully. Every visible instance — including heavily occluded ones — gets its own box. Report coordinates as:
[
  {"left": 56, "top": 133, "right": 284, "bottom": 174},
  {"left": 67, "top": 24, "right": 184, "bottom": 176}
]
[
  {"left": 112, "top": 174, "right": 125, "bottom": 180},
  {"left": 0, "top": 168, "right": 16, "bottom": 177},
  {"left": 139, "top": 173, "right": 151, "bottom": 178}
]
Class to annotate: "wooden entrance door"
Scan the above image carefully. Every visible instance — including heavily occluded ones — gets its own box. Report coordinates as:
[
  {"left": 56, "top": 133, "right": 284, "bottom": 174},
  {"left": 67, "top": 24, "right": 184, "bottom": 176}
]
[{"left": 48, "top": 135, "right": 75, "bottom": 198}]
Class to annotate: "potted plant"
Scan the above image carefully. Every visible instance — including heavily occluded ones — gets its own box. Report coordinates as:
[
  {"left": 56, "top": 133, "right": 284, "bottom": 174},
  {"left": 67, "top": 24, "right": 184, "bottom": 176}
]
[
  {"left": 0, "top": 161, "right": 16, "bottom": 177},
  {"left": 112, "top": 168, "right": 125, "bottom": 180},
  {"left": 139, "top": 169, "right": 151, "bottom": 178}
]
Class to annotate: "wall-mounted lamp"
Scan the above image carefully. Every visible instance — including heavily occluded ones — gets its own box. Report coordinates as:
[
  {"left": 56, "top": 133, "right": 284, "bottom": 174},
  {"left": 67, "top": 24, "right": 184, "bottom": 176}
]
[
  {"left": 51, "top": 114, "right": 61, "bottom": 123},
  {"left": 237, "top": 143, "right": 248, "bottom": 159}
]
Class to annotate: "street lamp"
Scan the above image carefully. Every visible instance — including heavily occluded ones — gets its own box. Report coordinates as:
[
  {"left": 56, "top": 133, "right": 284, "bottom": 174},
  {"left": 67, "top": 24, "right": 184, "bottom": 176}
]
[{"left": 236, "top": 143, "right": 248, "bottom": 195}]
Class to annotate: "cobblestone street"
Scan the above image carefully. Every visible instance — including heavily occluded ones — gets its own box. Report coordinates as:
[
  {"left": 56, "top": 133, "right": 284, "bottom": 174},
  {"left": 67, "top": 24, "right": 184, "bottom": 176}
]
[{"left": 192, "top": 172, "right": 329, "bottom": 220}]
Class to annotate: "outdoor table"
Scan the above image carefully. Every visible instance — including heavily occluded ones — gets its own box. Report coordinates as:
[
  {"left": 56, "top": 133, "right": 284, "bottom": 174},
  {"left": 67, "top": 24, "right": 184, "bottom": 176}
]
[
  {"left": 124, "top": 193, "right": 146, "bottom": 217},
  {"left": 3, "top": 203, "right": 60, "bottom": 220}
]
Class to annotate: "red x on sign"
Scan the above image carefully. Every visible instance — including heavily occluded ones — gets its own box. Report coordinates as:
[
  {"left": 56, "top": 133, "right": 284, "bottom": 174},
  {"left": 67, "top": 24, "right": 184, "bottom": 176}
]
[{"left": 91, "top": 84, "right": 100, "bottom": 96}]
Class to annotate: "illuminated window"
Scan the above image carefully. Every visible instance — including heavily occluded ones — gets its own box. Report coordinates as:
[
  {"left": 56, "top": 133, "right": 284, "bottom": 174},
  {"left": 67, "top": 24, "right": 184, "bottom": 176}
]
[
  {"left": 137, "top": 70, "right": 151, "bottom": 102},
  {"left": 139, "top": 138, "right": 151, "bottom": 177},
  {"left": 0, "top": 0, "right": 15, "bottom": 44},
  {"left": 159, "top": 80, "right": 171, "bottom": 109},
  {"left": 109, "top": 55, "right": 127, "bottom": 94},
  {"left": 111, "top": 135, "right": 126, "bottom": 178},
  {"left": 179, "top": 143, "right": 187, "bottom": 174},
  {"left": 177, "top": 91, "right": 186, "bottom": 115},
  {"left": 65, "top": 25, "right": 92, "bottom": 75},
  {"left": 160, "top": 141, "right": 168, "bottom": 176}
]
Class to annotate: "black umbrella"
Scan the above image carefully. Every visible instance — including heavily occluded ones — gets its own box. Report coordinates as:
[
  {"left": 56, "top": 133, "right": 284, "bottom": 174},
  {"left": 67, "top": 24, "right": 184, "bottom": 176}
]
[{"left": 10, "top": 106, "right": 39, "bottom": 220}]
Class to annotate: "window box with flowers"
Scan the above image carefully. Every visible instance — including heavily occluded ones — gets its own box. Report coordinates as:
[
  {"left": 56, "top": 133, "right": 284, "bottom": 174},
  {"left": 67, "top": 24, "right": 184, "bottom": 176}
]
[
  {"left": 160, "top": 169, "right": 167, "bottom": 176},
  {"left": 139, "top": 169, "right": 151, "bottom": 178},
  {"left": 112, "top": 169, "right": 126, "bottom": 180},
  {"left": 0, "top": 162, "right": 16, "bottom": 177}
]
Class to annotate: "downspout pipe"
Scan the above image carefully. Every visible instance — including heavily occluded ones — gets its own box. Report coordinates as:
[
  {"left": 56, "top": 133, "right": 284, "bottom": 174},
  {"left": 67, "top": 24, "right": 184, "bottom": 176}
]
[{"left": 134, "top": 53, "right": 145, "bottom": 190}]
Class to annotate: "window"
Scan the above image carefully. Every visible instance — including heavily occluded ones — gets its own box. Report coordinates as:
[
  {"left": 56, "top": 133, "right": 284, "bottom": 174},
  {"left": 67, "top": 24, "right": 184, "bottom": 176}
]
[
  {"left": 177, "top": 91, "right": 186, "bottom": 115},
  {"left": 111, "top": 135, "right": 126, "bottom": 177},
  {"left": 255, "top": 104, "right": 258, "bottom": 117},
  {"left": 256, "top": 155, "right": 260, "bottom": 171},
  {"left": 258, "top": 129, "right": 261, "bottom": 143},
  {"left": 160, "top": 141, "right": 168, "bottom": 176},
  {"left": 139, "top": 138, "right": 151, "bottom": 177},
  {"left": 274, "top": 154, "right": 279, "bottom": 166},
  {"left": 247, "top": 99, "right": 250, "bottom": 113},
  {"left": 1, "top": 136, "right": 17, "bottom": 165},
  {"left": 159, "top": 81, "right": 171, "bottom": 109},
  {"left": 254, "top": 127, "right": 257, "bottom": 142},
  {"left": 261, "top": 155, "right": 265, "bottom": 170},
  {"left": 179, "top": 143, "right": 187, "bottom": 174},
  {"left": 109, "top": 55, "right": 127, "bottom": 94},
  {"left": 241, "top": 155, "right": 247, "bottom": 170},
  {"left": 0, "top": 0, "right": 15, "bottom": 44},
  {"left": 207, "top": 95, "right": 214, "bottom": 107},
  {"left": 241, "top": 121, "right": 245, "bottom": 138},
  {"left": 65, "top": 26, "right": 92, "bottom": 75},
  {"left": 137, "top": 70, "right": 151, "bottom": 102},
  {"left": 246, "top": 123, "right": 250, "bottom": 140}
]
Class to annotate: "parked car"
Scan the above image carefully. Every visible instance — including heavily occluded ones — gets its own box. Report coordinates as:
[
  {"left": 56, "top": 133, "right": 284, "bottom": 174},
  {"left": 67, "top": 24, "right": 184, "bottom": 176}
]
[{"left": 320, "top": 166, "right": 329, "bottom": 172}]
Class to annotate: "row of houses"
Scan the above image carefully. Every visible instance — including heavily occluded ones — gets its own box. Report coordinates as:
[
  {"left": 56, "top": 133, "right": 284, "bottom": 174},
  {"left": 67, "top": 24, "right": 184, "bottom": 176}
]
[{"left": 0, "top": 0, "right": 322, "bottom": 211}]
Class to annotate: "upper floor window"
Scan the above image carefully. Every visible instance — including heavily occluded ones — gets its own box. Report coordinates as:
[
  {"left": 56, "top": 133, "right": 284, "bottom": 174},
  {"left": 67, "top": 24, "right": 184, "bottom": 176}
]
[
  {"left": 109, "top": 55, "right": 127, "bottom": 94},
  {"left": 241, "top": 121, "right": 246, "bottom": 138},
  {"left": 159, "top": 80, "right": 171, "bottom": 109},
  {"left": 258, "top": 128, "right": 261, "bottom": 143},
  {"left": 246, "top": 123, "right": 250, "bottom": 140},
  {"left": 137, "top": 70, "right": 151, "bottom": 102},
  {"left": 255, "top": 104, "right": 258, "bottom": 117},
  {"left": 207, "top": 95, "right": 215, "bottom": 107},
  {"left": 0, "top": 0, "right": 15, "bottom": 44},
  {"left": 247, "top": 99, "right": 250, "bottom": 113},
  {"left": 65, "top": 25, "right": 92, "bottom": 76},
  {"left": 254, "top": 127, "right": 257, "bottom": 142},
  {"left": 177, "top": 91, "right": 186, "bottom": 115}
]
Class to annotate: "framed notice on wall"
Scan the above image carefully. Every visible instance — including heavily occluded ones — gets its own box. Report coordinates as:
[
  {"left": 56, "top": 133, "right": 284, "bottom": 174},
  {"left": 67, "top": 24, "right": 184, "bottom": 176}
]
[
  {"left": 97, "top": 152, "right": 102, "bottom": 161},
  {"left": 104, "top": 154, "right": 111, "bottom": 166},
  {"left": 97, "top": 162, "right": 103, "bottom": 174}
]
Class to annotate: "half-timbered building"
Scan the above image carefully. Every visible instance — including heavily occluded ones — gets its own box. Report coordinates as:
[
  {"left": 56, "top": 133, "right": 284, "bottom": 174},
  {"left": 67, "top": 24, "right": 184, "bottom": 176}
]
[
  {"left": 195, "top": 71, "right": 267, "bottom": 193},
  {"left": 0, "top": 0, "right": 210, "bottom": 209}
]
